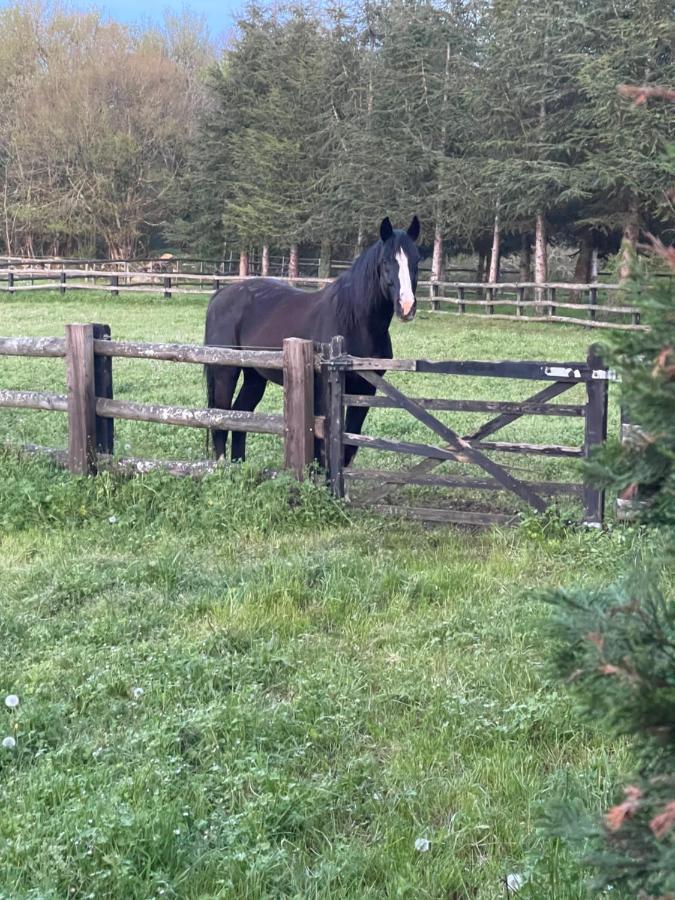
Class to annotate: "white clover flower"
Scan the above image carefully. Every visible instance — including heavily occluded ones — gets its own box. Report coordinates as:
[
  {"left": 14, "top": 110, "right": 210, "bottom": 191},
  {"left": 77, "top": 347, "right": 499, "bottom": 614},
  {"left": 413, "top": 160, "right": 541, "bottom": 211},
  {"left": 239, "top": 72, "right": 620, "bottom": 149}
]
[
  {"left": 506, "top": 873, "right": 525, "bottom": 894},
  {"left": 414, "top": 838, "right": 430, "bottom": 852},
  {"left": 4, "top": 694, "right": 19, "bottom": 709},
  {"left": 131, "top": 687, "right": 144, "bottom": 700},
  {"left": 108, "top": 515, "right": 118, "bottom": 524},
  {"left": 2, "top": 735, "right": 16, "bottom": 750}
]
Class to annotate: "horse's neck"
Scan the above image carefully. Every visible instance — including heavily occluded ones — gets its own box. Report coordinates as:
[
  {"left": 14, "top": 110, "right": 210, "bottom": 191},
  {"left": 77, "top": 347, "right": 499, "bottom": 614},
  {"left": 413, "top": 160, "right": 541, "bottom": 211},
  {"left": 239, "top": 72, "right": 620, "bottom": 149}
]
[{"left": 330, "top": 270, "right": 392, "bottom": 345}]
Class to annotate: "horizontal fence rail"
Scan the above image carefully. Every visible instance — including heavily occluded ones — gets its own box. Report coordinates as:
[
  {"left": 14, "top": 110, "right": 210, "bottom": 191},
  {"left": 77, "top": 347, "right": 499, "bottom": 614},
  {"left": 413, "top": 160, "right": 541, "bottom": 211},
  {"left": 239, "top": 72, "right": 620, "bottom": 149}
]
[
  {"left": 0, "top": 324, "right": 318, "bottom": 479},
  {"left": 0, "top": 262, "right": 643, "bottom": 330}
]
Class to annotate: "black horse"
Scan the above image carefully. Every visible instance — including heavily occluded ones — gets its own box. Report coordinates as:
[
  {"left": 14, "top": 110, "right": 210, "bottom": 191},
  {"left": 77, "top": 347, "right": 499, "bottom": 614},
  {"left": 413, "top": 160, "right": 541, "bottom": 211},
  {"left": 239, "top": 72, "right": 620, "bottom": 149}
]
[{"left": 204, "top": 215, "right": 420, "bottom": 463}]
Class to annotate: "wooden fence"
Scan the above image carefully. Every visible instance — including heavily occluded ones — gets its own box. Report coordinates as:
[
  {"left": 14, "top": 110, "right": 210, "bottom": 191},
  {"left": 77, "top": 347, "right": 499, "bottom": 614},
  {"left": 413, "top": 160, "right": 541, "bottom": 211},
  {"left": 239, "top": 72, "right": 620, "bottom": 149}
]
[
  {"left": 0, "top": 264, "right": 643, "bottom": 330},
  {"left": 1, "top": 323, "right": 614, "bottom": 526},
  {"left": 0, "top": 325, "right": 319, "bottom": 480},
  {"left": 322, "top": 340, "right": 611, "bottom": 527}
]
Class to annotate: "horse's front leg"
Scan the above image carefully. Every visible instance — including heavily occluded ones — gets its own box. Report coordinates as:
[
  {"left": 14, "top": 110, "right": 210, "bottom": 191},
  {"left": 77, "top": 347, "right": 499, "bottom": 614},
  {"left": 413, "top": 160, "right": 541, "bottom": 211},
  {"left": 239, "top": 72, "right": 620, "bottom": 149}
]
[
  {"left": 343, "top": 372, "right": 378, "bottom": 468},
  {"left": 313, "top": 372, "right": 325, "bottom": 467}
]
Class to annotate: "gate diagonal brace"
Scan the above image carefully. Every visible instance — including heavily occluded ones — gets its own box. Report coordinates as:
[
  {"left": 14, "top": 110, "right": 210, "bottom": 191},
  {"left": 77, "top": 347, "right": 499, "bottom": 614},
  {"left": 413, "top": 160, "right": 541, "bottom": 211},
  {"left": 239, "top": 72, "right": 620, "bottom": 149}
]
[
  {"left": 358, "top": 371, "right": 547, "bottom": 513},
  {"left": 360, "top": 380, "right": 576, "bottom": 505}
]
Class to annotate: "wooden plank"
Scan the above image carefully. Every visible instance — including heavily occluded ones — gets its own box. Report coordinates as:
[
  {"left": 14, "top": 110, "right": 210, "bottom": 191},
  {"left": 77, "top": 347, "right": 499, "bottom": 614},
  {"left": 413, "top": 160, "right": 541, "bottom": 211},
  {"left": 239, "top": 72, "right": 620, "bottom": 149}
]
[
  {"left": 353, "top": 503, "right": 519, "bottom": 527},
  {"left": 94, "top": 339, "right": 284, "bottom": 369},
  {"left": 343, "top": 432, "right": 465, "bottom": 462},
  {"left": 326, "top": 335, "right": 346, "bottom": 498},
  {"left": 92, "top": 324, "right": 114, "bottom": 455},
  {"left": 0, "top": 389, "right": 67, "bottom": 411},
  {"left": 0, "top": 336, "right": 66, "bottom": 357},
  {"left": 343, "top": 356, "right": 417, "bottom": 372},
  {"left": 66, "top": 323, "right": 97, "bottom": 475},
  {"left": 583, "top": 345, "right": 609, "bottom": 525},
  {"left": 343, "top": 393, "right": 583, "bottom": 417},
  {"left": 283, "top": 338, "right": 314, "bottom": 479},
  {"left": 95, "top": 397, "right": 284, "bottom": 434},
  {"left": 2, "top": 441, "right": 283, "bottom": 482},
  {"left": 471, "top": 440, "right": 582, "bottom": 457},
  {"left": 358, "top": 371, "right": 547, "bottom": 512},
  {"left": 346, "top": 356, "right": 595, "bottom": 381},
  {"left": 344, "top": 468, "right": 584, "bottom": 495},
  {"left": 413, "top": 359, "right": 591, "bottom": 380},
  {"left": 2, "top": 442, "right": 68, "bottom": 466}
]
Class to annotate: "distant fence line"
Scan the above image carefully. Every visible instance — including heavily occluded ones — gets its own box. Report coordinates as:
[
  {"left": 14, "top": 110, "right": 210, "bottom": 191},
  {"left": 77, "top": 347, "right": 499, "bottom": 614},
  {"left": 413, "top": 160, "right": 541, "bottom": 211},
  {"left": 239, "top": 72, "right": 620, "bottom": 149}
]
[{"left": 0, "top": 262, "right": 644, "bottom": 330}]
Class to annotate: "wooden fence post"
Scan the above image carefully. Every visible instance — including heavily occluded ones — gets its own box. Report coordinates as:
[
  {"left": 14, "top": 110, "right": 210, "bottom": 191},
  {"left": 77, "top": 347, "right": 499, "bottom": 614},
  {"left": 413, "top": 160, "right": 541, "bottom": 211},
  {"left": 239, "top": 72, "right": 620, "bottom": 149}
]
[
  {"left": 92, "top": 323, "right": 114, "bottom": 455},
  {"left": 325, "top": 335, "right": 345, "bottom": 498},
  {"left": 283, "top": 338, "right": 314, "bottom": 479},
  {"left": 110, "top": 274, "right": 119, "bottom": 297},
  {"left": 60, "top": 271, "right": 67, "bottom": 295},
  {"left": 163, "top": 276, "right": 172, "bottom": 299},
  {"left": 589, "top": 286, "right": 597, "bottom": 322},
  {"left": 583, "top": 344, "right": 609, "bottom": 525},
  {"left": 66, "top": 323, "right": 97, "bottom": 475},
  {"left": 458, "top": 286, "right": 465, "bottom": 314}
]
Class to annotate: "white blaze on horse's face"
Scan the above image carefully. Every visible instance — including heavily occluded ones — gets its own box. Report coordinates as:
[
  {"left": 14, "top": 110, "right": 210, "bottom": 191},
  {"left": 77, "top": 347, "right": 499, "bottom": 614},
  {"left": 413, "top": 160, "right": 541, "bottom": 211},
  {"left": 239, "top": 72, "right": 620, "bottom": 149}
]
[{"left": 395, "top": 248, "right": 415, "bottom": 319}]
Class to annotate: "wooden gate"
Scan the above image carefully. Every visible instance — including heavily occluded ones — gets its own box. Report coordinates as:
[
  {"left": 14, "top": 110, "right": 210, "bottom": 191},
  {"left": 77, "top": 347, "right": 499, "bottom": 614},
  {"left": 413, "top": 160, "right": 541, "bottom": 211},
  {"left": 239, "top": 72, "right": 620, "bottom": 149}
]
[{"left": 321, "top": 340, "right": 610, "bottom": 526}]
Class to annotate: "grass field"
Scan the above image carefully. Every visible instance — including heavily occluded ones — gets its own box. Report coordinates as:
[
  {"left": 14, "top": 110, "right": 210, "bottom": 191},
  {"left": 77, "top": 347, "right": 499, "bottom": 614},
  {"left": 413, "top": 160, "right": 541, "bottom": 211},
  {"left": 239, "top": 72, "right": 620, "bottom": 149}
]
[{"left": 0, "top": 291, "right": 652, "bottom": 898}]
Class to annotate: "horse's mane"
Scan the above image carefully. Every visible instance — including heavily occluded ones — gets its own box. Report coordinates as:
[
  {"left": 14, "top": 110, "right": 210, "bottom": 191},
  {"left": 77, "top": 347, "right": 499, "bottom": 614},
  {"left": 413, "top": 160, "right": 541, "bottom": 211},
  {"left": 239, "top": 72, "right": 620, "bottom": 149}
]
[{"left": 326, "top": 240, "right": 383, "bottom": 329}]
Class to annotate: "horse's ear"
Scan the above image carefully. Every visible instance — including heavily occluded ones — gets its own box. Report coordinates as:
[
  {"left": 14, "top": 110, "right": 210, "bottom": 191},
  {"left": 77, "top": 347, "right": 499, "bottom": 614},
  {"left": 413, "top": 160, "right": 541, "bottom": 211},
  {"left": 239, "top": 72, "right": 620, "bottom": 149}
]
[
  {"left": 407, "top": 216, "right": 421, "bottom": 242},
  {"left": 380, "top": 217, "right": 394, "bottom": 242}
]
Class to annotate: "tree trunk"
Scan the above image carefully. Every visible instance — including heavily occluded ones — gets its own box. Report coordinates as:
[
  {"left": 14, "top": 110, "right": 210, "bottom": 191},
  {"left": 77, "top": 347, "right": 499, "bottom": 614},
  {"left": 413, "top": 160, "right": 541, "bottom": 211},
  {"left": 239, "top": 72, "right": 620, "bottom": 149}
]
[
  {"left": 476, "top": 250, "right": 486, "bottom": 283},
  {"left": 431, "top": 223, "right": 443, "bottom": 283},
  {"left": 354, "top": 221, "right": 364, "bottom": 257},
  {"left": 534, "top": 213, "right": 547, "bottom": 311},
  {"left": 591, "top": 248, "right": 599, "bottom": 282},
  {"left": 519, "top": 233, "right": 532, "bottom": 281},
  {"left": 239, "top": 250, "right": 249, "bottom": 278},
  {"left": 289, "top": 243, "right": 299, "bottom": 279},
  {"left": 488, "top": 210, "right": 500, "bottom": 284},
  {"left": 519, "top": 234, "right": 532, "bottom": 301},
  {"left": 261, "top": 244, "right": 270, "bottom": 277},
  {"left": 573, "top": 233, "right": 594, "bottom": 299},
  {"left": 619, "top": 203, "right": 640, "bottom": 282},
  {"left": 318, "top": 240, "right": 332, "bottom": 279}
]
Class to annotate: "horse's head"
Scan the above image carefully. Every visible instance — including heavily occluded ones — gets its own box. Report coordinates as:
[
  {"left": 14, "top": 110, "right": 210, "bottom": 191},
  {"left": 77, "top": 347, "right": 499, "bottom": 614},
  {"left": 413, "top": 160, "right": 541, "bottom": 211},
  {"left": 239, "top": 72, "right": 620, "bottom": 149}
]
[{"left": 379, "top": 215, "right": 421, "bottom": 322}]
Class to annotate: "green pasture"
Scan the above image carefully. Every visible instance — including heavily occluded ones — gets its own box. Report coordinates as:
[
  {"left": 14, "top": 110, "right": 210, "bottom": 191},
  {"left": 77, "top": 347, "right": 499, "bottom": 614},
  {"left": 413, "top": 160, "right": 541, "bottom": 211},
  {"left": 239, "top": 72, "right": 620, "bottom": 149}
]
[{"left": 0, "top": 291, "right": 650, "bottom": 899}]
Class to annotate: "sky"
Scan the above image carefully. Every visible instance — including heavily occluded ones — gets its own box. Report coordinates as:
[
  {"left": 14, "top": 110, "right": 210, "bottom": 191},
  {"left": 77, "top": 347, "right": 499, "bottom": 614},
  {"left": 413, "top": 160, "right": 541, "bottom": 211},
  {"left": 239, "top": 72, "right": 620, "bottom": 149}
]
[
  {"left": 2, "top": 1, "right": 242, "bottom": 41},
  {"left": 97, "top": 0, "right": 240, "bottom": 35}
]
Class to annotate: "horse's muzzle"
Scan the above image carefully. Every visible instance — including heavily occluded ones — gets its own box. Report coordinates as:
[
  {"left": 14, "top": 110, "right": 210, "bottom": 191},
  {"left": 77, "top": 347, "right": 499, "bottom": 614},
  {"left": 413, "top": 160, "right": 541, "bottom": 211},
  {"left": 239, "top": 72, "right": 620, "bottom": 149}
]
[{"left": 397, "top": 301, "right": 417, "bottom": 323}]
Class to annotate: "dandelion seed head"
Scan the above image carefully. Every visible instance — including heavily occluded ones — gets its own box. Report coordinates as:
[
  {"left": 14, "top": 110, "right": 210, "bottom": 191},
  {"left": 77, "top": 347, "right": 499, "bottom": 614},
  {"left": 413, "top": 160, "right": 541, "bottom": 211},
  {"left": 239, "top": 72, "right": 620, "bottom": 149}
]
[
  {"left": 4, "top": 694, "right": 19, "bottom": 709},
  {"left": 2, "top": 735, "right": 16, "bottom": 749}
]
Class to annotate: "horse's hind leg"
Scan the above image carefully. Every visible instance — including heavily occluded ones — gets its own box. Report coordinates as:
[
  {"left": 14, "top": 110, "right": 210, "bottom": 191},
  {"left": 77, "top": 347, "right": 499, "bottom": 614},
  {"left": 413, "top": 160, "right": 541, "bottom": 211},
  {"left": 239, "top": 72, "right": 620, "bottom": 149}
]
[
  {"left": 207, "top": 365, "right": 240, "bottom": 460},
  {"left": 231, "top": 369, "right": 267, "bottom": 462}
]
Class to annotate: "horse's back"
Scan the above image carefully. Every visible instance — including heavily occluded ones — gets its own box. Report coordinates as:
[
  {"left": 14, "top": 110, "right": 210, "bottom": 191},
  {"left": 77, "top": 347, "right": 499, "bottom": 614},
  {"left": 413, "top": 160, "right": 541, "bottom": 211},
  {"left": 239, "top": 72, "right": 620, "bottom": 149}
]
[{"left": 205, "top": 278, "right": 324, "bottom": 348}]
